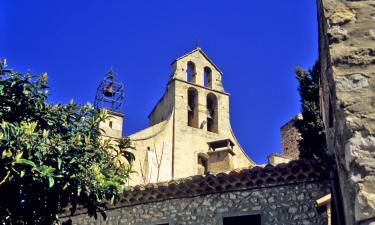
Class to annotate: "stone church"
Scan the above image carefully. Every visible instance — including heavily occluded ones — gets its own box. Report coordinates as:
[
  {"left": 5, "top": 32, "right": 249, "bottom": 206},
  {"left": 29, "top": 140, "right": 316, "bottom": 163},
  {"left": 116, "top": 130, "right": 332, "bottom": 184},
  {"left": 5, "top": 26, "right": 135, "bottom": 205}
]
[
  {"left": 67, "top": 48, "right": 331, "bottom": 225},
  {"left": 101, "top": 47, "right": 254, "bottom": 186},
  {"left": 66, "top": 0, "right": 375, "bottom": 222}
]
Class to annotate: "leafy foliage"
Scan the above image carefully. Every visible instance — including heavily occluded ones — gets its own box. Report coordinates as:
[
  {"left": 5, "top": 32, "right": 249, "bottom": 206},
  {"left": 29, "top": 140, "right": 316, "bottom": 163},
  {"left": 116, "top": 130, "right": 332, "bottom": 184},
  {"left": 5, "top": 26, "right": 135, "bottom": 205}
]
[
  {"left": 0, "top": 59, "right": 135, "bottom": 225},
  {"left": 294, "top": 61, "right": 328, "bottom": 160}
]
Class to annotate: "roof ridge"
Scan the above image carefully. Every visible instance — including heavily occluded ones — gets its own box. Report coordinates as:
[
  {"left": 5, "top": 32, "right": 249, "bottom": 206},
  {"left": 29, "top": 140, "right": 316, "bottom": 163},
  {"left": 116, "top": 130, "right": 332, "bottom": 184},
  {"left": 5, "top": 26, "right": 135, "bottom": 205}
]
[{"left": 171, "top": 48, "right": 223, "bottom": 75}]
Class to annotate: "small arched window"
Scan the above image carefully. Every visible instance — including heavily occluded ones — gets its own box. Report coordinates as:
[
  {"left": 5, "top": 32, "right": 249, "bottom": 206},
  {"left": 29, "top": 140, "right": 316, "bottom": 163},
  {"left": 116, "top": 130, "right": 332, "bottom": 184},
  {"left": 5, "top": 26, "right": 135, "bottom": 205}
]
[
  {"left": 204, "top": 67, "right": 212, "bottom": 88},
  {"left": 206, "top": 93, "right": 218, "bottom": 133},
  {"left": 187, "top": 61, "right": 196, "bottom": 83},
  {"left": 188, "top": 88, "right": 199, "bottom": 128}
]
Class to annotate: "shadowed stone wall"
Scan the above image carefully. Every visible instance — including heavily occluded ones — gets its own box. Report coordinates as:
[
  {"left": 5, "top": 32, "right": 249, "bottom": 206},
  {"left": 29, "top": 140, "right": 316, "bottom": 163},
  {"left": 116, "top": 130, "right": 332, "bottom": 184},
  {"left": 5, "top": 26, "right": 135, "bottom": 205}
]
[
  {"left": 68, "top": 181, "right": 330, "bottom": 225},
  {"left": 317, "top": 0, "right": 375, "bottom": 224},
  {"left": 281, "top": 115, "right": 302, "bottom": 160}
]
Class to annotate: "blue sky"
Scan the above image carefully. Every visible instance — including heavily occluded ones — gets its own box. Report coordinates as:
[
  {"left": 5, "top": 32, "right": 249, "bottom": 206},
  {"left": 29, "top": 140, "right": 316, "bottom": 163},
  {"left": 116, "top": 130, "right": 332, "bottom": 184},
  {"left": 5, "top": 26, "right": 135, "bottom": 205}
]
[{"left": 0, "top": 0, "right": 318, "bottom": 164}]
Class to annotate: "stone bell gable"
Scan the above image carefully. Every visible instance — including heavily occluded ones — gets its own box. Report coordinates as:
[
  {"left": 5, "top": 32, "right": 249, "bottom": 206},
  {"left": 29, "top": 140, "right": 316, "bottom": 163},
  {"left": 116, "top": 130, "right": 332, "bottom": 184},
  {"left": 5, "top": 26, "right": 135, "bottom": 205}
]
[
  {"left": 170, "top": 47, "right": 224, "bottom": 92},
  {"left": 128, "top": 48, "right": 254, "bottom": 186}
]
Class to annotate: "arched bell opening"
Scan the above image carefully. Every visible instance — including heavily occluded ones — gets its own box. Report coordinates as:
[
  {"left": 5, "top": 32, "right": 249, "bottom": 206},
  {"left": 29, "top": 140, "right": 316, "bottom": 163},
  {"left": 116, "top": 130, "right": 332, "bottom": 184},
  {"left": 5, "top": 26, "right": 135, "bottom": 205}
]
[
  {"left": 206, "top": 93, "right": 218, "bottom": 133},
  {"left": 204, "top": 66, "right": 213, "bottom": 88},
  {"left": 187, "top": 61, "right": 197, "bottom": 83},
  {"left": 187, "top": 87, "right": 199, "bottom": 128}
]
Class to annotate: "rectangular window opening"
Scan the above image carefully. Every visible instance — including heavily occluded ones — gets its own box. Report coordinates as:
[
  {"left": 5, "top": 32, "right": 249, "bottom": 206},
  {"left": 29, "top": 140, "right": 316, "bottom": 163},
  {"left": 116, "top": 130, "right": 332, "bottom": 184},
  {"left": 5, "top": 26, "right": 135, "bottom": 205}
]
[{"left": 223, "top": 214, "right": 261, "bottom": 225}]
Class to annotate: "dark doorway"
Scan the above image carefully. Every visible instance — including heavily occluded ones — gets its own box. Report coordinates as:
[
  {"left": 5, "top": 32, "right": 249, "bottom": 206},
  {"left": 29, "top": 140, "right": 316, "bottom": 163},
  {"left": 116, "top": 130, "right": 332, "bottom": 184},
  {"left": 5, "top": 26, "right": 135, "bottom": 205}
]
[{"left": 223, "top": 214, "right": 261, "bottom": 225}]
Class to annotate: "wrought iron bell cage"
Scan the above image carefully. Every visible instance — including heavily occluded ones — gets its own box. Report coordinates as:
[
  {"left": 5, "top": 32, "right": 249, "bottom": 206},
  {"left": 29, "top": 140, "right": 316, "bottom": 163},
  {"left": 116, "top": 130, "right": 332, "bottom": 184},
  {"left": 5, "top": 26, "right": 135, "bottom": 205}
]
[{"left": 94, "top": 68, "right": 124, "bottom": 113}]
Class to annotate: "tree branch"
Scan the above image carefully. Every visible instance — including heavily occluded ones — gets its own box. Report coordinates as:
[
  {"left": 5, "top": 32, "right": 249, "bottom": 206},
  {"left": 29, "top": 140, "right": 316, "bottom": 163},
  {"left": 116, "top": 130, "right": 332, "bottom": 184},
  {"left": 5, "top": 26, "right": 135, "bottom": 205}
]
[{"left": 0, "top": 171, "right": 10, "bottom": 186}]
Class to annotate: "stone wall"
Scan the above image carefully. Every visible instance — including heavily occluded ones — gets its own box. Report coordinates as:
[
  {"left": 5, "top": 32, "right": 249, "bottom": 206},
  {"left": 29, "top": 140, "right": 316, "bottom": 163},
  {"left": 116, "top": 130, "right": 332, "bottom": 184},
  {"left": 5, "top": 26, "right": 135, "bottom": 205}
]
[
  {"left": 99, "top": 111, "right": 124, "bottom": 139},
  {"left": 171, "top": 48, "right": 254, "bottom": 179},
  {"left": 64, "top": 160, "right": 331, "bottom": 225},
  {"left": 316, "top": 0, "right": 375, "bottom": 224},
  {"left": 68, "top": 181, "right": 330, "bottom": 225},
  {"left": 280, "top": 115, "right": 302, "bottom": 160},
  {"left": 207, "top": 149, "right": 233, "bottom": 173}
]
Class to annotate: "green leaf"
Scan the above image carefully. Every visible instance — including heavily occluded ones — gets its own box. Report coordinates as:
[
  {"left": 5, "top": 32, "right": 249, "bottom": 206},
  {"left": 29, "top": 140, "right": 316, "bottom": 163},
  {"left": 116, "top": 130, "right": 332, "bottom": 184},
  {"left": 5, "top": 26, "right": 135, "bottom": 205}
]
[
  {"left": 0, "top": 60, "right": 136, "bottom": 223},
  {"left": 77, "top": 186, "right": 82, "bottom": 196},
  {"left": 48, "top": 176, "right": 54, "bottom": 188},
  {"left": 42, "top": 129, "right": 49, "bottom": 138},
  {"left": 22, "top": 89, "right": 30, "bottom": 96},
  {"left": 35, "top": 151, "right": 42, "bottom": 159},
  {"left": 63, "top": 182, "right": 69, "bottom": 190},
  {"left": 16, "top": 159, "right": 36, "bottom": 168},
  {"left": 15, "top": 152, "right": 23, "bottom": 161},
  {"left": 2, "top": 150, "right": 7, "bottom": 159},
  {"left": 57, "top": 158, "right": 62, "bottom": 170}
]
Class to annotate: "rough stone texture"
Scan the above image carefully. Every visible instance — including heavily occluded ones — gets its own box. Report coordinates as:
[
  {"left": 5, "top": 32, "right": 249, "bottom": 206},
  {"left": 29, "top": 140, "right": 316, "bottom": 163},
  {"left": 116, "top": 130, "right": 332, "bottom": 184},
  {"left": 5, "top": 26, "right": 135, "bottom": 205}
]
[
  {"left": 66, "top": 160, "right": 330, "bottom": 225},
  {"left": 68, "top": 183, "right": 330, "bottom": 225},
  {"left": 125, "top": 48, "right": 254, "bottom": 186},
  {"left": 280, "top": 115, "right": 302, "bottom": 160},
  {"left": 317, "top": 0, "right": 375, "bottom": 224}
]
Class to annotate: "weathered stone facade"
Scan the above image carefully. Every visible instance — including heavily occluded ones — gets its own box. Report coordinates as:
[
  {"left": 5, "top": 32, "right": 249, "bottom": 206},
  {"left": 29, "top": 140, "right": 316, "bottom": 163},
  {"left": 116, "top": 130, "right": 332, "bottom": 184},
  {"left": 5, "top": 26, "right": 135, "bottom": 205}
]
[
  {"left": 70, "top": 183, "right": 329, "bottom": 225},
  {"left": 317, "top": 0, "right": 375, "bottom": 224},
  {"left": 66, "top": 160, "right": 331, "bottom": 225},
  {"left": 280, "top": 115, "right": 302, "bottom": 160}
]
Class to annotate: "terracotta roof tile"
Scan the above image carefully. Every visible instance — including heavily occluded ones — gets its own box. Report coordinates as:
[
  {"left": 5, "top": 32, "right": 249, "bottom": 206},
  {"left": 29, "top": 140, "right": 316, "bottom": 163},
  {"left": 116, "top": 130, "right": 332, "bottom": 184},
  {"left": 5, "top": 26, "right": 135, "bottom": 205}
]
[
  {"left": 116, "top": 159, "right": 330, "bottom": 206},
  {"left": 64, "top": 160, "right": 330, "bottom": 216}
]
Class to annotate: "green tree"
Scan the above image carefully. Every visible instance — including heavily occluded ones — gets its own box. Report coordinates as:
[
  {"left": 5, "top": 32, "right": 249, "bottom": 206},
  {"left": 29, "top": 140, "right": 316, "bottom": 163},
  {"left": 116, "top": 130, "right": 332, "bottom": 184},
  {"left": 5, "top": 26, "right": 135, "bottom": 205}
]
[
  {"left": 294, "top": 61, "right": 328, "bottom": 160},
  {"left": 0, "top": 59, "right": 135, "bottom": 225}
]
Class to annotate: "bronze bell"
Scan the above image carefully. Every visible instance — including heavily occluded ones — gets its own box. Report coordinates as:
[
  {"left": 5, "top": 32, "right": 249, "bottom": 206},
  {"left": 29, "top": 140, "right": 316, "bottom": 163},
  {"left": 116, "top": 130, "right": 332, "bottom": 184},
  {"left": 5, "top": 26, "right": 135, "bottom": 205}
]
[
  {"left": 207, "top": 108, "right": 214, "bottom": 119},
  {"left": 104, "top": 83, "right": 115, "bottom": 97}
]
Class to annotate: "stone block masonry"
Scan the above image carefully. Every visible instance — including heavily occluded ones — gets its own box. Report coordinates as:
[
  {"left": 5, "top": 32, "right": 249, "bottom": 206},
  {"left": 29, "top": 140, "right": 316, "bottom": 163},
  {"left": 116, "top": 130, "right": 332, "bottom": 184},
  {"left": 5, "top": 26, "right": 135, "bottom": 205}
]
[
  {"left": 280, "top": 115, "right": 302, "bottom": 160},
  {"left": 317, "top": 0, "right": 375, "bottom": 224},
  {"left": 66, "top": 160, "right": 331, "bottom": 225},
  {"left": 69, "top": 181, "right": 330, "bottom": 225}
]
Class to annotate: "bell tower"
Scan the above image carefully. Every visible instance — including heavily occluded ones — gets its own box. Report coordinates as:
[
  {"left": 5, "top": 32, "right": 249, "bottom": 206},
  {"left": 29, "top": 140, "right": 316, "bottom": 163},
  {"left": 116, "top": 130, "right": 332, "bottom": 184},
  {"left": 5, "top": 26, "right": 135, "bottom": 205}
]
[
  {"left": 139, "top": 47, "right": 254, "bottom": 181},
  {"left": 169, "top": 47, "right": 226, "bottom": 133},
  {"left": 127, "top": 47, "right": 254, "bottom": 185},
  {"left": 94, "top": 68, "right": 124, "bottom": 139}
]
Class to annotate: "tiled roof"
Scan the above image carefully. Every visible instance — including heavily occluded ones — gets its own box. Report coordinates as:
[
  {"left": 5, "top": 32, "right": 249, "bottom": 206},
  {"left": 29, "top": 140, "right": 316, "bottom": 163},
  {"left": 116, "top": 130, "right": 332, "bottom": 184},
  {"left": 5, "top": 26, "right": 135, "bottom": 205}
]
[
  {"left": 65, "top": 159, "right": 330, "bottom": 216},
  {"left": 117, "top": 159, "right": 330, "bottom": 206}
]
